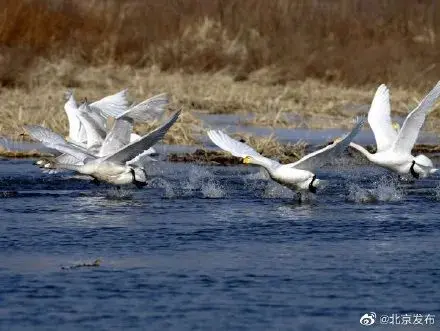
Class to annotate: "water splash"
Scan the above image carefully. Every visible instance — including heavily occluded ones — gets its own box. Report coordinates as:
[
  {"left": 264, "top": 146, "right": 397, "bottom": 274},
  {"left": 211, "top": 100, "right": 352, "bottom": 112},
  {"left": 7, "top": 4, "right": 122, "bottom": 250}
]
[
  {"left": 104, "top": 188, "right": 133, "bottom": 200},
  {"left": 433, "top": 184, "right": 440, "bottom": 201},
  {"left": 201, "top": 180, "right": 225, "bottom": 198},
  {"left": 346, "top": 176, "right": 404, "bottom": 203},
  {"left": 262, "top": 182, "right": 294, "bottom": 199},
  {"left": 148, "top": 177, "right": 176, "bottom": 198}
]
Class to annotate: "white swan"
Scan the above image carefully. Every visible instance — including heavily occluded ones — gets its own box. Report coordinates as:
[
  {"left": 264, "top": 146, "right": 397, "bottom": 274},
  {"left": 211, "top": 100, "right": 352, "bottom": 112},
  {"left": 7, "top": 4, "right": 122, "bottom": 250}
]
[
  {"left": 35, "top": 93, "right": 169, "bottom": 168},
  {"left": 64, "top": 89, "right": 130, "bottom": 145},
  {"left": 349, "top": 82, "right": 440, "bottom": 178},
  {"left": 26, "top": 110, "right": 181, "bottom": 187},
  {"left": 207, "top": 117, "right": 365, "bottom": 201}
]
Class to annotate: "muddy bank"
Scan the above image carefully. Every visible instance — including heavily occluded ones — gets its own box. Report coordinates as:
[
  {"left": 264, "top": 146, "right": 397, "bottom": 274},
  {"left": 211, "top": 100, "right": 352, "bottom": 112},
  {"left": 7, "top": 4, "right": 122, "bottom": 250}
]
[
  {"left": 168, "top": 143, "right": 440, "bottom": 165},
  {"left": 2, "top": 143, "right": 439, "bottom": 166}
]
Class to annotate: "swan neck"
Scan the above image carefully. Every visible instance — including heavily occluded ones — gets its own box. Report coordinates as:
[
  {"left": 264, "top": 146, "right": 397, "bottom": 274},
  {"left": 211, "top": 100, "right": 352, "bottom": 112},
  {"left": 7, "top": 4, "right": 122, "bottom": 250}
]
[{"left": 251, "top": 155, "right": 276, "bottom": 170}]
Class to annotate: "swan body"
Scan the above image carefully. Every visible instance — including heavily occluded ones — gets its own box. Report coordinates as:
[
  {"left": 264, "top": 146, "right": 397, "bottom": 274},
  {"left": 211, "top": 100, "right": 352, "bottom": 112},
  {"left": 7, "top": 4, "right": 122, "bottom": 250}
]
[
  {"left": 350, "top": 82, "right": 440, "bottom": 178},
  {"left": 242, "top": 154, "right": 317, "bottom": 192},
  {"left": 207, "top": 116, "right": 365, "bottom": 198}
]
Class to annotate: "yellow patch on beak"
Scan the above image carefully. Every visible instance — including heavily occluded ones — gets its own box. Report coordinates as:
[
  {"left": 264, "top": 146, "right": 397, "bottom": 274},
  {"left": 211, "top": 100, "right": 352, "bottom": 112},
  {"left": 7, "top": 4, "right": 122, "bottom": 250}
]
[
  {"left": 392, "top": 122, "right": 400, "bottom": 131},
  {"left": 243, "top": 156, "right": 251, "bottom": 164},
  {"left": 333, "top": 137, "right": 343, "bottom": 144}
]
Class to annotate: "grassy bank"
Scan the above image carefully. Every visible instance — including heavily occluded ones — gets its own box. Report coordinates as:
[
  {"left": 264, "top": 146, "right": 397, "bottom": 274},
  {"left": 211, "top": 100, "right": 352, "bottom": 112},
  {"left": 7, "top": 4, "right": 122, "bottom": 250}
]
[
  {"left": 3, "top": 59, "right": 440, "bottom": 129},
  {"left": 1, "top": 61, "right": 440, "bottom": 144}
]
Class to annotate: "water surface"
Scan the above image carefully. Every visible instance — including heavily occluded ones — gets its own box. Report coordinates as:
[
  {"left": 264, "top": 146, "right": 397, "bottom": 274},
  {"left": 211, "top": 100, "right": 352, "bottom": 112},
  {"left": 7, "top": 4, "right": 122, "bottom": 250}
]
[{"left": 0, "top": 158, "right": 439, "bottom": 331}]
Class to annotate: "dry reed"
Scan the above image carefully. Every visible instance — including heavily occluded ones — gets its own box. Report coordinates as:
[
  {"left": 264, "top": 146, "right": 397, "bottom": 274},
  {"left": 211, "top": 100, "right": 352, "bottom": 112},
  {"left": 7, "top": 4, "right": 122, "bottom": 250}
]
[{"left": 0, "top": 0, "right": 439, "bottom": 89}]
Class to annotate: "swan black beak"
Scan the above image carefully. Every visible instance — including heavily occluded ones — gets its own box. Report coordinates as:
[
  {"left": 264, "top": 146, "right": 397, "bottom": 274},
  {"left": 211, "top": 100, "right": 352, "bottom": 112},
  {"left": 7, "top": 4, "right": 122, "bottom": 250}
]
[
  {"left": 130, "top": 168, "right": 146, "bottom": 189},
  {"left": 308, "top": 175, "right": 317, "bottom": 194},
  {"left": 410, "top": 161, "right": 420, "bottom": 179}
]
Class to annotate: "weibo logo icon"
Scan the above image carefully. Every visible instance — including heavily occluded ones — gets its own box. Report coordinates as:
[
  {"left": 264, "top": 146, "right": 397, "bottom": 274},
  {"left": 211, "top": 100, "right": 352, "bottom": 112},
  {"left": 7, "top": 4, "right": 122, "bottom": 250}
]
[{"left": 360, "top": 312, "right": 376, "bottom": 326}]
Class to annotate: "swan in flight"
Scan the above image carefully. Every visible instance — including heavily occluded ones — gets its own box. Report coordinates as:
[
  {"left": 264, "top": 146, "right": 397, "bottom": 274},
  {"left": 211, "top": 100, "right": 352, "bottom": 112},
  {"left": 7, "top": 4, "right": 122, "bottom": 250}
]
[
  {"left": 207, "top": 117, "right": 365, "bottom": 201},
  {"left": 349, "top": 82, "right": 440, "bottom": 178},
  {"left": 26, "top": 110, "right": 181, "bottom": 187}
]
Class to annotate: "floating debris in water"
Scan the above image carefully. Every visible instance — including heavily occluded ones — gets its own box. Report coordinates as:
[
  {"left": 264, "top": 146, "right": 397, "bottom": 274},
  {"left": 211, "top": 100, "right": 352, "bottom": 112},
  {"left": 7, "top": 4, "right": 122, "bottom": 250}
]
[
  {"left": 0, "top": 191, "right": 18, "bottom": 198},
  {"left": 61, "top": 259, "right": 102, "bottom": 270}
]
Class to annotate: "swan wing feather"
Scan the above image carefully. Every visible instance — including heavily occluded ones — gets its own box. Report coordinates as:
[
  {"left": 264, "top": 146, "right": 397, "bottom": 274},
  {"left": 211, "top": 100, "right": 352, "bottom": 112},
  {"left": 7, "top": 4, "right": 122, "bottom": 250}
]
[
  {"left": 287, "top": 116, "right": 365, "bottom": 171},
  {"left": 24, "top": 125, "right": 94, "bottom": 162},
  {"left": 207, "top": 130, "right": 261, "bottom": 158},
  {"left": 90, "top": 89, "right": 130, "bottom": 118},
  {"left": 102, "top": 109, "right": 181, "bottom": 164},
  {"left": 368, "top": 84, "right": 398, "bottom": 152},
  {"left": 115, "top": 93, "right": 169, "bottom": 122},
  {"left": 392, "top": 81, "right": 440, "bottom": 154}
]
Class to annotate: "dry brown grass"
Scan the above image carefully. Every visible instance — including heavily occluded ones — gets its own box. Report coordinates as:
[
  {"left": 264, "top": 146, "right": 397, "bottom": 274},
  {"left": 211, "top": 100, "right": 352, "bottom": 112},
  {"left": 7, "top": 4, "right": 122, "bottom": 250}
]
[
  {"left": 2, "top": 61, "right": 440, "bottom": 145},
  {"left": 0, "top": 0, "right": 439, "bottom": 89},
  {"left": 2, "top": 0, "right": 440, "bottom": 146}
]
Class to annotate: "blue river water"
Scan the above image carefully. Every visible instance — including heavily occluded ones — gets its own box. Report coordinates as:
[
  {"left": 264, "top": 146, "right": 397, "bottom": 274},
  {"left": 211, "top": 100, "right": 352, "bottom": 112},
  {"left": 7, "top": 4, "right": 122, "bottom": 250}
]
[{"left": 0, "top": 158, "right": 439, "bottom": 331}]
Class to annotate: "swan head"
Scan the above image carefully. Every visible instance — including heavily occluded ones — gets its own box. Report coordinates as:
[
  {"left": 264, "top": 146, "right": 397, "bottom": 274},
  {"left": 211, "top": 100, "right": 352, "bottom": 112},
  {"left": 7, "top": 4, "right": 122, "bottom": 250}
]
[
  {"left": 414, "top": 154, "right": 434, "bottom": 168},
  {"left": 411, "top": 154, "right": 435, "bottom": 178},
  {"left": 42, "top": 161, "right": 58, "bottom": 169},
  {"left": 34, "top": 158, "right": 51, "bottom": 167},
  {"left": 243, "top": 156, "right": 253, "bottom": 164},
  {"left": 306, "top": 175, "right": 320, "bottom": 193},
  {"left": 133, "top": 168, "right": 147, "bottom": 183},
  {"left": 303, "top": 175, "right": 329, "bottom": 193},
  {"left": 129, "top": 167, "right": 147, "bottom": 188},
  {"left": 332, "top": 137, "right": 343, "bottom": 144}
]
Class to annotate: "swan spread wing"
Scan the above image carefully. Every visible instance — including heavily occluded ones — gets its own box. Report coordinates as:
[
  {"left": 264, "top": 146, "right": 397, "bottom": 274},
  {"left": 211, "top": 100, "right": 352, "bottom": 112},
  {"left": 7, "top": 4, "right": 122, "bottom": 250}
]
[
  {"left": 115, "top": 93, "right": 169, "bottom": 122},
  {"left": 55, "top": 153, "right": 82, "bottom": 165},
  {"left": 207, "top": 130, "right": 261, "bottom": 158},
  {"left": 77, "top": 103, "right": 106, "bottom": 148},
  {"left": 86, "top": 106, "right": 107, "bottom": 132},
  {"left": 102, "top": 109, "right": 181, "bottom": 164},
  {"left": 24, "top": 125, "right": 94, "bottom": 162},
  {"left": 207, "top": 130, "right": 280, "bottom": 169},
  {"left": 99, "top": 118, "right": 133, "bottom": 157},
  {"left": 126, "top": 150, "right": 158, "bottom": 167},
  {"left": 368, "top": 84, "right": 398, "bottom": 152},
  {"left": 90, "top": 89, "right": 130, "bottom": 118},
  {"left": 392, "top": 81, "right": 440, "bottom": 154},
  {"left": 64, "top": 92, "right": 83, "bottom": 142},
  {"left": 287, "top": 116, "right": 365, "bottom": 171}
]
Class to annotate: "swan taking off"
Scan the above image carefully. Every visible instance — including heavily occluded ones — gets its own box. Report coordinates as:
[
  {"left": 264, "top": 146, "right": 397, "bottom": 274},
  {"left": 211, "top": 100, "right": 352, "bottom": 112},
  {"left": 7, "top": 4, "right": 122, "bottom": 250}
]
[
  {"left": 350, "top": 82, "right": 440, "bottom": 178},
  {"left": 26, "top": 110, "right": 181, "bottom": 187},
  {"left": 207, "top": 116, "right": 365, "bottom": 201}
]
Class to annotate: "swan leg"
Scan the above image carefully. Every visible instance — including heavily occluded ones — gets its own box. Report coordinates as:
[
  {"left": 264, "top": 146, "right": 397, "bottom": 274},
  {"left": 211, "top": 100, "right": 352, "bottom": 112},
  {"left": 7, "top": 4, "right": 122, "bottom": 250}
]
[{"left": 91, "top": 178, "right": 100, "bottom": 186}]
